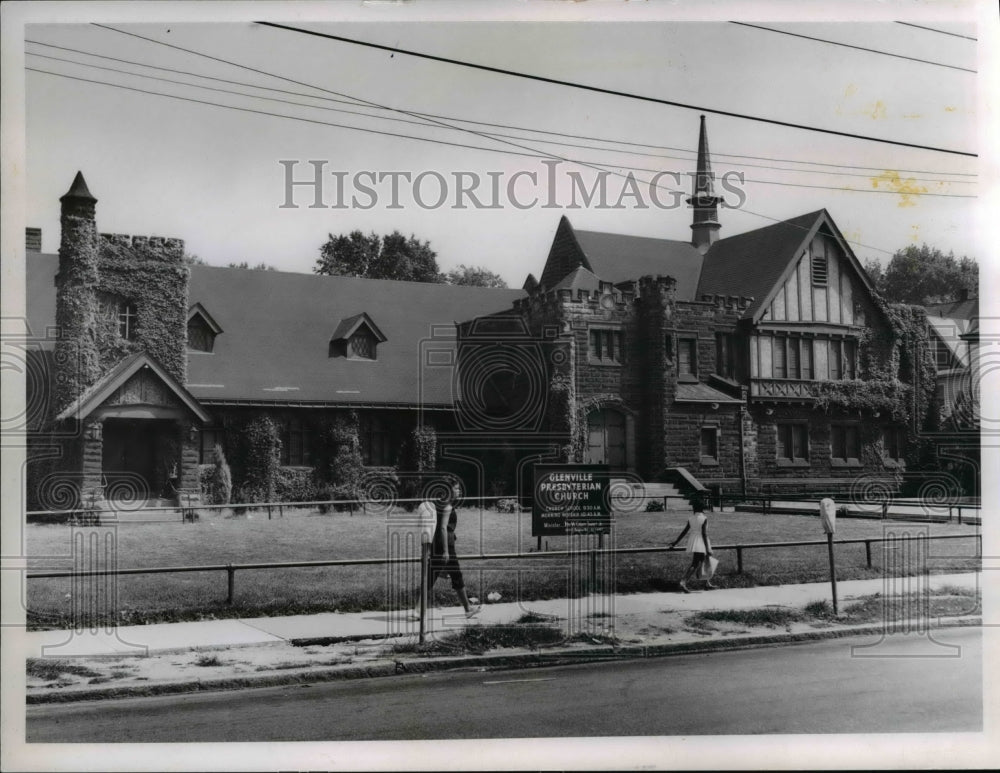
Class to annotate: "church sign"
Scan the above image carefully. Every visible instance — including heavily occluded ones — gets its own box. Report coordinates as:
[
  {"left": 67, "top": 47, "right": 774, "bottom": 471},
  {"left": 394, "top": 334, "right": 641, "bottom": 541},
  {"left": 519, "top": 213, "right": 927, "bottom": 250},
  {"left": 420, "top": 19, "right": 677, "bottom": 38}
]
[{"left": 532, "top": 464, "right": 611, "bottom": 537}]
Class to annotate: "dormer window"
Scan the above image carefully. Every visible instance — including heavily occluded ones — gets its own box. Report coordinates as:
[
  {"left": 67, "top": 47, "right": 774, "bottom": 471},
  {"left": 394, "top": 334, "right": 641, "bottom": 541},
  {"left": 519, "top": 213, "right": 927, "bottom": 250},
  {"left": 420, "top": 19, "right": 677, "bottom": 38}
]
[
  {"left": 350, "top": 331, "right": 376, "bottom": 360},
  {"left": 329, "top": 313, "right": 386, "bottom": 361},
  {"left": 187, "top": 303, "right": 223, "bottom": 353}
]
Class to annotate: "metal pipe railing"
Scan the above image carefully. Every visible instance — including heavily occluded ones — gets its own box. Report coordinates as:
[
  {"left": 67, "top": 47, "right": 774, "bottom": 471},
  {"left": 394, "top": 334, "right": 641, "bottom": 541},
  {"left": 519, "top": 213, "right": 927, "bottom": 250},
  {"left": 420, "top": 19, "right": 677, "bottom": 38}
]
[{"left": 26, "top": 533, "right": 981, "bottom": 605}]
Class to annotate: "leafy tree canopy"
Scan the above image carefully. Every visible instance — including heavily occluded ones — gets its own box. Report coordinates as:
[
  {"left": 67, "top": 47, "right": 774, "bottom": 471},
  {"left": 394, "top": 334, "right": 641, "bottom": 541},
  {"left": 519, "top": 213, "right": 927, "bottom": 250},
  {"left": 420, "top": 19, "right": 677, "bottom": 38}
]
[
  {"left": 444, "top": 264, "right": 508, "bottom": 288},
  {"left": 315, "top": 230, "right": 440, "bottom": 283},
  {"left": 864, "top": 244, "right": 977, "bottom": 305}
]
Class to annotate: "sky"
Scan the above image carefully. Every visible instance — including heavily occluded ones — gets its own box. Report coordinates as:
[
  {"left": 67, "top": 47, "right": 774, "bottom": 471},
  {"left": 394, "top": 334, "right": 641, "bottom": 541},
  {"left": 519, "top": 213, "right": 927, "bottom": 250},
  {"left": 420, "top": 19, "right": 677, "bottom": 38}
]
[{"left": 17, "top": 6, "right": 989, "bottom": 290}]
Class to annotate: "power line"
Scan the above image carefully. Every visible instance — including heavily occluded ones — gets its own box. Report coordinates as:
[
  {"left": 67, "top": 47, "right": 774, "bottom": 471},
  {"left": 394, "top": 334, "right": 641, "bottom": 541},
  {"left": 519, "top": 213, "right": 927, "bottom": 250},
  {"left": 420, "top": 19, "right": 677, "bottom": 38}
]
[
  {"left": 76, "top": 25, "right": 948, "bottom": 254},
  {"left": 25, "top": 38, "right": 349, "bottom": 103},
  {"left": 26, "top": 38, "right": 976, "bottom": 179},
  {"left": 27, "top": 51, "right": 975, "bottom": 188},
  {"left": 27, "top": 67, "right": 977, "bottom": 204},
  {"left": 255, "top": 21, "right": 978, "bottom": 158},
  {"left": 730, "top": 22, "right": 976, "bottom": 73},
  {"left": 895, "top": 22, "right": 977, "bottom": 41}
]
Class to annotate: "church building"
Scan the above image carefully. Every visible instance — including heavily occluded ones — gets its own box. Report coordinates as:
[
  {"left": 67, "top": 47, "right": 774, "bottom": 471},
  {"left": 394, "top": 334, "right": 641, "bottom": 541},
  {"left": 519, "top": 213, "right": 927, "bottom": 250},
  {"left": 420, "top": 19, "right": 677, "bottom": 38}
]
[{"left": 24, "top": 119, "right": 933, "bottom": 511}]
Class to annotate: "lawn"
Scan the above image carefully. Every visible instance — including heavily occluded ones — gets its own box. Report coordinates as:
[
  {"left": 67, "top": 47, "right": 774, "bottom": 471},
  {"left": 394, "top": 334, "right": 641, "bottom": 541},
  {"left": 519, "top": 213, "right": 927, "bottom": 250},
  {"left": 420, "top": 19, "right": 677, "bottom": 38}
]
[{"left": 23, "top": 507, "right": 980, "bottom": 629}]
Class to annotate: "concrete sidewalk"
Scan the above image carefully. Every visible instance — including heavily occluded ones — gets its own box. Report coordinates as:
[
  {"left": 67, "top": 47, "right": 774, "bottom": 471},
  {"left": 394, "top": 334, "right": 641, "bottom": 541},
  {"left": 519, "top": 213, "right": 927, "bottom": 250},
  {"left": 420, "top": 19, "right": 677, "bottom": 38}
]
[{"left": 26, "top": 571, "right": 981, "bottom": 659}]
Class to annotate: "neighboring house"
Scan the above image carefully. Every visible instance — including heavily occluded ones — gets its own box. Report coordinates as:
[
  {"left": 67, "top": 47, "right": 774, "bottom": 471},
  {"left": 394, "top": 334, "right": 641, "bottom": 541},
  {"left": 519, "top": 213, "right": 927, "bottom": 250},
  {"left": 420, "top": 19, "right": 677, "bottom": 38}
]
[
  {"left": 23, "top": 118, "right": 938, "bottom": 509},
  {"left": 921, "top": 293, "right": 980, "bottom": 496},
  {"left": 924, "top": 292, "right": 978, "bottom": 425}
]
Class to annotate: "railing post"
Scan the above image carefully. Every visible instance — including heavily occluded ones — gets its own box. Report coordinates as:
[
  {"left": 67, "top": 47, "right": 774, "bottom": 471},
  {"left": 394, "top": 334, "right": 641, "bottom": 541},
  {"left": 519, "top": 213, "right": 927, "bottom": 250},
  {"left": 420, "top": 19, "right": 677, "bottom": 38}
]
[
  {"left": 736, "top": 546, "right": 744, "bottom": 574},
  {"left": 958, "top": 507, "right": 962, "bottom": 525},
  {"left": 226, "top": 564, "right": 235, "bottom": 605},
  {"left": 419, "top": 541, "right": 430, "bottom": 644},
  {"left": 882, "top": 500, "right": 888, "bottom": 520},
  {"left": 267, "top": 505, "right": 272, "bottom": 521},
  {"left": 865, "top": 540, "right": 872, "bottom": 569}
]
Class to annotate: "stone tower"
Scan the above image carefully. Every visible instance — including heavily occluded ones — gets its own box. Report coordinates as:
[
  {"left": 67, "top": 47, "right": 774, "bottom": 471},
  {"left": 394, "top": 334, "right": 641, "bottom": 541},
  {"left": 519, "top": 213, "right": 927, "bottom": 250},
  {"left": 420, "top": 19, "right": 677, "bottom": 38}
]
[{"left": 54, "top": 172, "right": 102, "bottom": 414}]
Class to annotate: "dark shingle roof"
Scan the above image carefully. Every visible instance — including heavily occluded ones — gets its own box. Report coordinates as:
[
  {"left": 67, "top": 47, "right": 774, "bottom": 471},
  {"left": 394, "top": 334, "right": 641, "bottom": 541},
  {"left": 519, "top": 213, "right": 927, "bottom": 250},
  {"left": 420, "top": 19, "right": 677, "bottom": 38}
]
[
  {"left": 696, "top": 210, "right": 825, "bottom": 319},
  {"left": 551, "top": 265, "right": 602, "bottom": 294},
  {"left": 924, "top": 297, "right": 978, "bottom": 321},
  {"left": 26, "top": 253, "right": 523, "bottom": 407},
  {"left": 572, "top": 229, "right": 704, "bottom": 299},
  {"left": 537, "top": 216, "right": 704, "bottom": 298}
]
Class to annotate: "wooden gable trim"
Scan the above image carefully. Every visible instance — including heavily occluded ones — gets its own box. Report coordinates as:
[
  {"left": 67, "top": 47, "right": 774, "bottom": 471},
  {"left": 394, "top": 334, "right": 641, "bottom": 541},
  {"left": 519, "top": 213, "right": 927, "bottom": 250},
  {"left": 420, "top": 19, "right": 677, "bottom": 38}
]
[
  {"left": 56, "top": 352, "right": 211, "bottom": 423},
  {"left": 748, "top": 214, "right": 824, "bottom": 325},
  {"left": 330, "top": 311, "right": 387, "bottom": 344},
  {"left": 750, "top": 210, "right": 886, "bottom": 326},
  {"left": 188, "top": 302, "right": 224, "bottom": 335}
]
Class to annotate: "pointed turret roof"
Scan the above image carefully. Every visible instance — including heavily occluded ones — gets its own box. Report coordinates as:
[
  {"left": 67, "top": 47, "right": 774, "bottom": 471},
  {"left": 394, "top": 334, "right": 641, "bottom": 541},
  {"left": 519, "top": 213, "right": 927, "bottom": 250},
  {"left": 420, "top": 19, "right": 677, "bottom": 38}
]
[
  {"left": 686, "top": 116, "right": 721, "bottom": 252},
  {"left": 691, "top": 115, "right": 719, "bottom": 202},
  {"left": 59, "top": 171, "right": 97, "bottom": 203}
]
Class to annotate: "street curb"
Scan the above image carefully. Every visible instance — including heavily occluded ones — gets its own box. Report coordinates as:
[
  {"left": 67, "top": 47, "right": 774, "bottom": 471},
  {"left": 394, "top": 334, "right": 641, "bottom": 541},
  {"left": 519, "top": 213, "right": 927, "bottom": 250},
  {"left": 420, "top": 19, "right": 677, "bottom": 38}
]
[{"left": 26, "top": 616, "right": 980, "bottom": 705}]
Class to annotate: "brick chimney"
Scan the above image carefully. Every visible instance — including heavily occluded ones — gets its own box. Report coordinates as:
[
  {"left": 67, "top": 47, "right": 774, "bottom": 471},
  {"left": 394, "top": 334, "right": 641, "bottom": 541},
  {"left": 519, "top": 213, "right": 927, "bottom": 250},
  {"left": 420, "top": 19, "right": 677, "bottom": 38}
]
[{"left": 26, "top": 227, "right": 42, "bottom": 252}]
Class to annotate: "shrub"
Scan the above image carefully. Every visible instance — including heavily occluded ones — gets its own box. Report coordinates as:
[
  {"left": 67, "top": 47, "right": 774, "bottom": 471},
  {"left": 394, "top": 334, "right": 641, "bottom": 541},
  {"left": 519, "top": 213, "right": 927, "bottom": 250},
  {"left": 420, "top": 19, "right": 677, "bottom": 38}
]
[
  {"left": 644, "top": 499, "right": 665, "bottom": 512},
  {"left": 399, "top": 425, "right": 437, "bottom": 509},
  {"left": 313, "top": 412, "right": 363, "bottom": 510},
  {"left": 495, "top": 498, "right": 521, "bottom": 514},
  {"left": 274, "top": 466, "right": 319, "bottom": 503},
  {"left": 230, "top": 415, "right": 280, "bottom": 503},
  {"left": 207, "top": 444, "right": 232, "bottom": 505}
]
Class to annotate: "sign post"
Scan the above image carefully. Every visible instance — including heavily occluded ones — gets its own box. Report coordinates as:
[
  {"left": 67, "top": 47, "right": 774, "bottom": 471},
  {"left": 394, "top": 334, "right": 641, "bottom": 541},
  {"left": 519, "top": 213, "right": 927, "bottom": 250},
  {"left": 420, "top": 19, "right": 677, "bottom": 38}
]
[{"left": 820, "top": 497, "right": 838, "bottom": 615}]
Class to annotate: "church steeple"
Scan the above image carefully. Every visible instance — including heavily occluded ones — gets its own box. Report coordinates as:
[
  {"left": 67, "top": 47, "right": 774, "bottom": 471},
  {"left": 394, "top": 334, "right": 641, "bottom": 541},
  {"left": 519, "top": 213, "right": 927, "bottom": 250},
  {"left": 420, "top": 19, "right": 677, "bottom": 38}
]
[{"left": 686, "top": 115, "right": 722, "bottom": 254}]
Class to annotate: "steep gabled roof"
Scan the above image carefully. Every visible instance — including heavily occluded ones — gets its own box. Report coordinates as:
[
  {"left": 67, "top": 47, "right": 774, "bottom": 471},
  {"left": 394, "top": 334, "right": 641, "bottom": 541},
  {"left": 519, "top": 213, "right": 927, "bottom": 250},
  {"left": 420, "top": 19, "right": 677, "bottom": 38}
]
[
  {"left": 330, "top": 312, "right": 387, "bottom": 343},
  {"left": 27, "top": 254, "right": 524, "bottom": 407},
  {"left": 56, "top": 351, "right": 211, "bottom": 423},
  {"left": 551, "top": 265, "right": 602, "bottom": 294},
  {"left": 696, "top": 211, "right": 824, "bottom": 319},
  {"left": 537, "top": 215, "right": 704, "bottom": 298},
  {"left": 697, "top": 209, "right": 880, "bottom": 322},
  {"left": 573, "top": 230, "right": 703, "bottom": 298},
  {"left": 539, "top": 215, "right": 592, "bottom": 288}
]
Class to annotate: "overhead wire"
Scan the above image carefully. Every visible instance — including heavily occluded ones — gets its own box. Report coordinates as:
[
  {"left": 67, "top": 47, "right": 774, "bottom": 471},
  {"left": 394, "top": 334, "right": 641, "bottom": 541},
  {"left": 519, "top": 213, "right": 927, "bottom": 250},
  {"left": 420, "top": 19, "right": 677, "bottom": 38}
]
[
  {"left": 27, "top": 66, "right": 977, "bottom": 203},
  {"left": 25, "top": 50, "right": 976, "bottom": 188},
  {"left": 894, "top": 22, "right": 977, "bottom": 41},
  {"left": 25, "top": 38, "right": 976, "bottom": 179},
  {"left": 254, "top": 21, "right": 978, "bottom": 158},
  {"left": 729, "top": 22, "right": 976, "bottom": 73},
  {"left": 36, "top": 22, "right": 978, "bottom": 255}
]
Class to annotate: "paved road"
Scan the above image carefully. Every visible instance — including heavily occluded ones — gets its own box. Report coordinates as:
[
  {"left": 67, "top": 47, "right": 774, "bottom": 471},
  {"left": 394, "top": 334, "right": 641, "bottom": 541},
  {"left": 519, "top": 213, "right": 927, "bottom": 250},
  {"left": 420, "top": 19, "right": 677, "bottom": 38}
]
[{"left": 27, "top": 629, "right": 981, "bottom": 741}]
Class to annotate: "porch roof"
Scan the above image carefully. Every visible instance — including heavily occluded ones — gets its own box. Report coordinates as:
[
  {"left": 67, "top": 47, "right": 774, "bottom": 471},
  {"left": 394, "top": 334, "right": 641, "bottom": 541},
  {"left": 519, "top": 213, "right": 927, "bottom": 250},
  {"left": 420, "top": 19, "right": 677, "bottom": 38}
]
[{"left": 56, "top": 352, "right": 212, "bottom": 424}]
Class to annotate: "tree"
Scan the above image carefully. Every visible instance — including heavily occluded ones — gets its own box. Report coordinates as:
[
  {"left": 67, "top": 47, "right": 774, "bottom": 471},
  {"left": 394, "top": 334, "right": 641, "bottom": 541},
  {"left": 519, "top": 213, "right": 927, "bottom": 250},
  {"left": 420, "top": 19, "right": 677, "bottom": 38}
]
[
  {"left": 315, "top": 230, "right": 441, "bottom": 282},
  {"left": 228, "top": 261, "right": 276, "bottom": 271},
  {"left": 444, "top": 264, "right": 508, "bottom": 288},
  {"left": 869, "top": 244, "right": 977, "bottom": 304}
]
